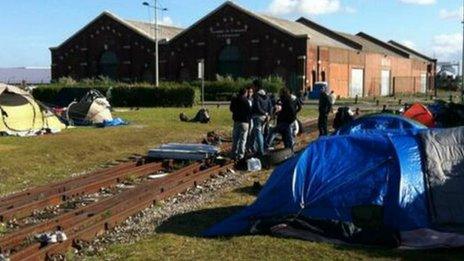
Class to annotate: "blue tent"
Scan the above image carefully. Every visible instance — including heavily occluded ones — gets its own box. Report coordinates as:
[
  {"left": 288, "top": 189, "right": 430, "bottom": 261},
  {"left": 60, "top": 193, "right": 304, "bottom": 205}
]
[
  {"left": 204, "top": 133, "right": 430, "bottom": 237},
  {"left": 335, "top": 114, "right": 427, "bottom": 136}
]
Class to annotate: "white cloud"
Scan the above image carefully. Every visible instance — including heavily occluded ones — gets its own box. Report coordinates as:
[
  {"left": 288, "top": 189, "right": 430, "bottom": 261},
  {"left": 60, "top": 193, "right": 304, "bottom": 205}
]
[
  {"left": 439, "top": 7, "right": 463, "bottom": 20},
  {"left": 268, "top": 0, "right": 341, "bottom": 16},
  {"left": 158, "top": 16, "right": 175, "bottom": 26},
  {"left": 148, "top": 16, "right": 178, "bottom": 27},
  {"left": 399, "top": 0, "right": 435, "bottom": 5},
  {"left": 431, "top": 33, "right": 462, "bottom": 62},
  {"left": 401, "top": 40, "right": 416, "bottom": 49}
]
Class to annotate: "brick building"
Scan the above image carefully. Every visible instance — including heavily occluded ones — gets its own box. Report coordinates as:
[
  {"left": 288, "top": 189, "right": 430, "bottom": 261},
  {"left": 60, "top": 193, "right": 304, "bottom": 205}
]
[{"left": 51, "top": 1, "right": 436, "bottom": 97}]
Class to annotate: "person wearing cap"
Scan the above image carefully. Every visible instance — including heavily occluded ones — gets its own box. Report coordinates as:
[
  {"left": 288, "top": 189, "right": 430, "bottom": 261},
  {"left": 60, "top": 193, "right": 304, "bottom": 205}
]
[{"left": 318, "top": 86, "right": 332, "bottom": 136}]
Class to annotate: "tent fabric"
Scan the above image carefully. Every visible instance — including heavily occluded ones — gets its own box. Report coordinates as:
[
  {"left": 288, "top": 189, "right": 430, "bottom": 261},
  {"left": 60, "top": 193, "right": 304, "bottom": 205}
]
[
  {"left": 203, "top": 133, "right": 430, "bottom": 237},
  {"left": 403, "top": 103, "right": 435, "bottom": 128},
  {"left": 66, "top": 90, "right": 113, "bottom": 125},
  {"left": 334, "top": 114, "right": 427, "bottom": 136},
  {"left": 0, "top": 83, "right": 66, "bottom": 136},
  {"left": 420, "top": 127, "right": 464, "bottom": 233}
]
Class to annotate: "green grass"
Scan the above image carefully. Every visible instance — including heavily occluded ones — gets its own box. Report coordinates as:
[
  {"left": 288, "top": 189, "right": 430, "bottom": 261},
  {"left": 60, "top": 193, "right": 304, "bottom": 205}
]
[
  {"left": 0, "top": 106, "right": 317, "bottom": 196},
  {"left": 3, "top": 106, "right": 462, "bottom": 260},
  {"left": 90, "top": 171, "right": 464, "bottom": 261}
]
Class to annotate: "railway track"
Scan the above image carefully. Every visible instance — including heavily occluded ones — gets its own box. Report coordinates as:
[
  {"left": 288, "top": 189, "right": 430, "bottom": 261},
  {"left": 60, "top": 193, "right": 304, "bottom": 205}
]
[{"left": 0, "top": 117, "right": 325, "bottom": 260}]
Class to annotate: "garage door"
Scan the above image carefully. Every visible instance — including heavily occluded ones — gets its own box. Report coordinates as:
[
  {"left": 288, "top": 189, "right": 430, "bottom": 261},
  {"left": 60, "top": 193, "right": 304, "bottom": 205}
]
[
  {"left": 350, "top": 69, "right": 364, "bottom": 98},
  {"left": 420, "top": 73, "right": 427, "bottom": 93},
  {"left": 380, "top": 70, "right": 391, "bottom": 96}
]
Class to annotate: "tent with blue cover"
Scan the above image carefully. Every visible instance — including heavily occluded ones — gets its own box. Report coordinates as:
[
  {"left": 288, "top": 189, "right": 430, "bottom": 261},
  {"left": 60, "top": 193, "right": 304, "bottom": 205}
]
[
  {"left": 204, "top": 126, "right": 464, "bottom": 249},
  {"left": 335, "top": 114, "right": 427, "bottom": 136}
]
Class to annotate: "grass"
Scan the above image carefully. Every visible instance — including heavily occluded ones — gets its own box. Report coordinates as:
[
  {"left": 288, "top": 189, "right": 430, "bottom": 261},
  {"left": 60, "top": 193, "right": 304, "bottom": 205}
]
[
  {"left": 0, "top": 105, "right": 317, "bottom": 196},
  {"left": 2, "top": 105, "right": 462, "bottom": 260},
  {"left": 90, "top": 171, "right": 464, "bottom": 261}
]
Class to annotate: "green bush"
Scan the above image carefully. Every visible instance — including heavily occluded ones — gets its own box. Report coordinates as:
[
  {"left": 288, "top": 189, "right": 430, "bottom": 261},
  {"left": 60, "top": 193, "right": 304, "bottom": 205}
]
[
  {"left": 191, "top": 76, "right": 285, "bottom": 101},
  {"left": 33, "top": 81, "right": 195, "bottom": 108}
]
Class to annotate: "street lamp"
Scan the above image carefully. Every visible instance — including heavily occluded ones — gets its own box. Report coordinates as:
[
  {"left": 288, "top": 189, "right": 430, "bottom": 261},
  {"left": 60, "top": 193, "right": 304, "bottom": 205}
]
[
  {"left": 143, "top": 1, "right": 168, "bottom": 87},
  {"left": 461, "top": 0, "right": 464, "bottom": 103}
]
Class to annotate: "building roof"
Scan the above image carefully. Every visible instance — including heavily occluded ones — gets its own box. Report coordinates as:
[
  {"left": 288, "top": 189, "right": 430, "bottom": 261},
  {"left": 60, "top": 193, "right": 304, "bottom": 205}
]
[
  {"left": 258, "top": 14, "right": 355, "bottom": 50},
  {"left": 0, "top": 67, "right": 51, "bottom": 84},
  {"left": 335, "top": 31, "right": 409, "bottom": 58},
  {"left": 124, "top": 19, "right": 184, "bottom": 42},
  {"left": 388, "top": 40, "right": 436, "bottom": 63},
  {"left": 296, "top": 17, "right": 362, "bottom": 50},
  {"left": 356, "top": 32, "right": 410, "bottom": 58},
  {"left": 51, "top": 11, "right": 183, "bottom": 50},
  {"left": 168, "top": 1, "right": 355, "bottom": 50}
]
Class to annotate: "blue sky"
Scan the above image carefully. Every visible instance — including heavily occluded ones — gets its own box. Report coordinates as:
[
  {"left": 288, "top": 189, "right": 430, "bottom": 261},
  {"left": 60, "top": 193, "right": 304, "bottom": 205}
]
[{"left": 0, "top": 0, "right": 461, "bottom": 67}]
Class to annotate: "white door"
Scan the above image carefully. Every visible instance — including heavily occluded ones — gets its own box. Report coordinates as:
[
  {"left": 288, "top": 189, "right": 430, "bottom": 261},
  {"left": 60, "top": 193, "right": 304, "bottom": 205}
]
[
  {"left": 380, "top": 70, "right": 391, "bottom": 96},
  {"left": 350, "top": 69, "right": 364, "bottom": 98},
  {"left": 420, "top": 73, "right": 427, "bottom": 93}
]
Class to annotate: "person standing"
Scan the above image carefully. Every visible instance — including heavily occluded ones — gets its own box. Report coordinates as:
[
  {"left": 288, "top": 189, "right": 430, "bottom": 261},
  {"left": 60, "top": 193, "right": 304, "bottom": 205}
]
[
  {"left": 318, "top": 86, "right": 332, "bottom": 136},
  {"left": 328, "top": 90, "right": 337, "bottom": 113},
  {"left": 251, "top": 88, "right": 272, "bottom": 156},
  {"left": 230, "top": 88, "right": 252, "bottom": 160},
  {"left": 266, "top": 88, "right": 297, "bottom": 150}
]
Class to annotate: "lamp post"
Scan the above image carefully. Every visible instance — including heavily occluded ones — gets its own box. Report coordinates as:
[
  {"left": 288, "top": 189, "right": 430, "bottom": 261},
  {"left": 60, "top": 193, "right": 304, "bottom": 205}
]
[
  {"left": 143, "top": 1, "right": 167, "bottom": 87},
  {"left": 461, "top": 0, "right": 464, "bottom": 103}
]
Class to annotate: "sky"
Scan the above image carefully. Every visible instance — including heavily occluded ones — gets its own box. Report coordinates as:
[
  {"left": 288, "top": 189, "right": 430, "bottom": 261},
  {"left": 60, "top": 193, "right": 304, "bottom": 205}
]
[{"left": 0, "top": 0, "right": 462, "bottom": 68}]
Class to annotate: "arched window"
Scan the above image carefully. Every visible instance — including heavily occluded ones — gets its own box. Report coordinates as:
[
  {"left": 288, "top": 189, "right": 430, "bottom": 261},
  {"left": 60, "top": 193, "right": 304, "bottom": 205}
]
[
  {"left": 217, "top": 45, "right": 243, "bottom": 78},
  {"left": 99, "top": 51, "right": 119, "bottom": 79},
  {"left": 321, "top": 71, "right": 326, "bottom": 82}
]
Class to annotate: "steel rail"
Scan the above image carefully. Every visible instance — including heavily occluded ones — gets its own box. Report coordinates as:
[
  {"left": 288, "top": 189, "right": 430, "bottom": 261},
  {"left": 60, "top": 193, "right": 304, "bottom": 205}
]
[
  {"left": 0, "top": 162, "right": 164, "bottom": 222},
  {"left": 10, "top": 163, "right": 231, "bottom": 261}
]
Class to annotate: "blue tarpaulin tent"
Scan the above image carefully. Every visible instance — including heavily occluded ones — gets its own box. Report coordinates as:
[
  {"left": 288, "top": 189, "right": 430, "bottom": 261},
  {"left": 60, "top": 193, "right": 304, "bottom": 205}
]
[
  {"left": 335, "top": 114, "right": 427, "bottom": 136},
  {"left": 204, "top": 133, "right": 429, "bottom": 237}
]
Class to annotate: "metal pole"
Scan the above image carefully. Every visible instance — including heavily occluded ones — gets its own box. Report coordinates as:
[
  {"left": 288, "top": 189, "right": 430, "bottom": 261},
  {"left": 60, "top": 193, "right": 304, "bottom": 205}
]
[
  {"left": 461, "top": 0, "right": 464, "bottom": 103},
  {"left": 202, "top": 75, "right": 205, "bottom": 108},
  {"left": 154, "top": 0, "right": 159, "bottom": 87}
]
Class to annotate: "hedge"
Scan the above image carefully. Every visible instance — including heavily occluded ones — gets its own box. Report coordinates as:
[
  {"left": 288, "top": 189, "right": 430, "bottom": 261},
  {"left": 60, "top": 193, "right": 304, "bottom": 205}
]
[
  {"left": 191, "top": 76, "right": 285, "bottom": 101},
  {"left": 33, "top": 82, "right": 195, "bottom": 108}
]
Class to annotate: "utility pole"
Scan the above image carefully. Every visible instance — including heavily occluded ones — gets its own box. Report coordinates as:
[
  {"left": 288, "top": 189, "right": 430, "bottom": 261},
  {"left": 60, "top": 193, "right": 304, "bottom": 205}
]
[
  {"left": 154, "top": 0, "right": 159, "bottom": 87},
  {"left": 143, "top": 1, "right": 167, "bottom": 87},
  {"left": 461, "top": 0, "right": 464, "bottom": 103}
]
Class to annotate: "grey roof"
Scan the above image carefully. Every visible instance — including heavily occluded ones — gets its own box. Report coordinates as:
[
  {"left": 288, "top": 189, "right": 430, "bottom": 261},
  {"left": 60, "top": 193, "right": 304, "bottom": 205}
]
[
  {"left": 388, "top": 40, "right": 435, "bottom": 62},
  {"left": 51, "top": 11, "right": 183, "bottom": 50},
  {"left": 124, "top": 19, "right": 183, "bottom": 42},
  {"left": 258, "top": 14, "right": 355, "bottom": 50},
  {"left": 0, "top": 67, "right": 51, "bottom": 84},
  {"left": 336, "top": 32, "right": 407, "bottom": 57},
  {"left": 167, "top": 1, "right": 354, "bottom": 50}
]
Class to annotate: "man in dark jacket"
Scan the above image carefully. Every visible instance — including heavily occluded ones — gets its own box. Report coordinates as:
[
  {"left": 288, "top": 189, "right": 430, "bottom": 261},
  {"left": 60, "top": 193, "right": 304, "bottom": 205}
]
[
  {"left": 251, "top": 88, "right": 273, "bottom": 156},
  {"left": 230, "top": 88, "right": 252, "bottom": 160},
  {"left": 266, "top": 88, "right": 297, "bottom": 150},
  {"left": 318, "top": 86, "right": 332, "bottom": 136}
]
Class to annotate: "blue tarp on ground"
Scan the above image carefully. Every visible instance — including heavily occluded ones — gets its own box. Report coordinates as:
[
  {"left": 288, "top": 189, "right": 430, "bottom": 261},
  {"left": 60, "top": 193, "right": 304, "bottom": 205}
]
[
  {"left": 335, "top": 114, "right": 427, "bottom": 136},
  {"left": 204, "top": 132, "right": 430, "bottom": 237}
]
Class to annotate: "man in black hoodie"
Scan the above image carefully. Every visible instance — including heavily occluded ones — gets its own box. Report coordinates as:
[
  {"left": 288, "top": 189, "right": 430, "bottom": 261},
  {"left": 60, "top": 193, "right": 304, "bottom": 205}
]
[
  {"left": 230, "top": 88, "right": 252, "bottom": 160},
  {"left": 251, "top": 87, "right": 272, "bottom": 156},
  {"left": 266, "top": 88, "right": 297, "bottom": 150}
]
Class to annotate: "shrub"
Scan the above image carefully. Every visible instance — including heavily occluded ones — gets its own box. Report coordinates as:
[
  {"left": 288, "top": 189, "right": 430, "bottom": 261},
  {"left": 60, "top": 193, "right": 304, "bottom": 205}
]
[
  {"left": 33, "top": 81, "right": 195, "bottom": 108},
  {"left": 191, "top": 76, "right": 285, "bottom": 101}
]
